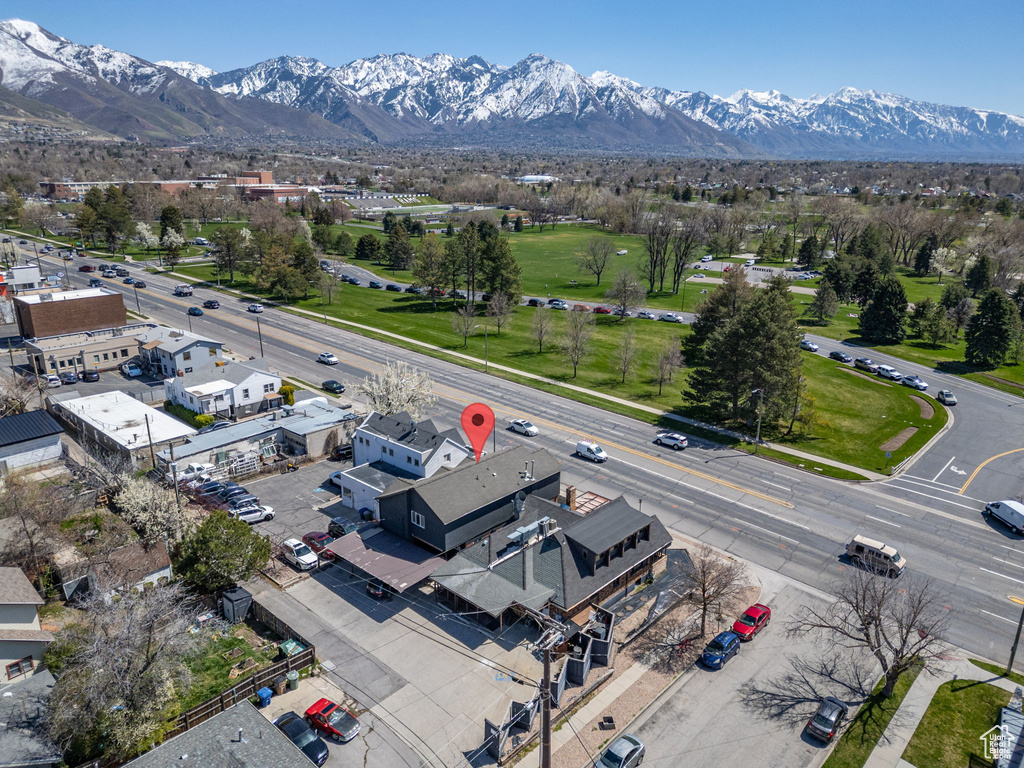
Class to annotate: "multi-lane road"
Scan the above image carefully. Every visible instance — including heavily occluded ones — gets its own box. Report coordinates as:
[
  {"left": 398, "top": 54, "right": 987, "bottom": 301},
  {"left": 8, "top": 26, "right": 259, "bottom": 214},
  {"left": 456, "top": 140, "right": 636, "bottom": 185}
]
[{"left": 17, "top": 246, "right": 1024, "bottom": 665}]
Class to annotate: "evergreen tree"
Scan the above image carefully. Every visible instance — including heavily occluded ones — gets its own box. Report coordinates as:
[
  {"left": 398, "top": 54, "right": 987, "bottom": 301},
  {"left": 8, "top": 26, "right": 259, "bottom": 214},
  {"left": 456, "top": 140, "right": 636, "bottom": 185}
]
[
  {"left": 852, "top": 262, "right": 881, "bottom": 307},
  {"left": 500, "top": 213, "right": 510, "bottom": 229},
  {"left": 822, "top": 254, "right": 856, "bottom": 302},
  {"left": 681, "top": 185, "right": 694, "bottom": 203},
  {"left": 413, "top": 233, "right": 446, "bottom": 311},
  {"left": 746, "top": 276, "right": 803, "bottom": 423},
  {"left": 334, "top": 231, "right": 354, "bottom": 259},
  {"left": 355, "top": 233, "right": 382, "bottom": 262},
  {"left": 939, "top": 281, "right": 970, "bottom": 311},
  {"left": 859, "top": 275, "right": 908, "bottom": 344},
  {"left": 805, "top": 278, "right": 840, "bottom": 324},
  {"left": 311, "top": 224, "right": 333, "bottom": 252},
  {"left": 908, "top": 296, "right": 938, "bottom": 337},
  {"left": 384, "top": 224, "right": 414, "bottom": 272},
  {"left": 514, "top": 215, "right": 524, "bottom": 232},
  {"left": 780, "top": 234, "right": 793, "bottom": 260},
  {"left": 445, "top": 220, "right": 455, "bottom": 237},
  {"left": 382, "top": 210, "right": 397, "bottom": 234},
  {"left": 756, "top": 231, "right": 779, "bottom": 263},
  {"left": 913, "top": 235, "right": 937, "bottom": 276},
  {"left": 965, "top": 255, "right": 993, "bottom": 297},
  {"left": 82, "top": 186, "right": 105, "bottom": 213},
  {"left": 686, "top": 268, "right": 756, "bottom": 361},
  {"left": 481, "top": 236, "right": 523, "bottom": 304},
  {"left": 965, "top": 288, "right": 1019, "bottom": 368},
  {"left": 290, "top": 241, "right": 319, "bottom": 282},
  {"left": 920, "top": 301, "right": 954, "bottom": 347},
  {"left": 159, "top": 205, "right": 184, "bottom": 239},
  {"left": 797, "top": 235, "right": 820, "bottom": 269},
  {"left": 99, "top": 187, "right": 135, "bottom": 253}
]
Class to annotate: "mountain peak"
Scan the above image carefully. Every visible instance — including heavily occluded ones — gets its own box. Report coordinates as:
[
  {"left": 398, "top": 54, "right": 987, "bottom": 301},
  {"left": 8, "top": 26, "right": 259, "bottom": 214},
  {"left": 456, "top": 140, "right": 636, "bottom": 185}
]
[{"left": 156, "top": 60, "right": 218, "bottom": 82}]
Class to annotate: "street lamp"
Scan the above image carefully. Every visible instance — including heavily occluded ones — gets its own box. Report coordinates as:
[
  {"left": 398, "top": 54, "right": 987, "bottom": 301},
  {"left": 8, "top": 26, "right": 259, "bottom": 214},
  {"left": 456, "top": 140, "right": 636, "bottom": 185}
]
[
  {"left": 186, "top": 310, "right": 193, "bottom": 333},
  {"left": 1007, "top": 595, "right": 1024, "bottom": 675},
  {"left": 751, "top": 387, "right": 765, "bottom": 454},
  {"left": 473, "top": 324, "right": 489, "bottom": 372},
  {"left": 132, "top": 283, "right": 141, "bottom": 313},
  {"left": 680, "top": 271, "right": 691, "bottom": 313},
  {"left": 255, "top": 315, "right": 264, "bottom": 358}
]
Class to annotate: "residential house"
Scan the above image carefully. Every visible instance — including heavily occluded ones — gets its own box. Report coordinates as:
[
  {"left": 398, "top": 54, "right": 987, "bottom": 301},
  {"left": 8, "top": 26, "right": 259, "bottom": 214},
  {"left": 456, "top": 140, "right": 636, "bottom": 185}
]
[
  {"left": 431, "top": 496, "right": 672, "bottom": 630},
  {"left": 0, "top": 568, "right": 53, "bottom": 683},
  {"left": 136, "top": 327, "right": 223, "bottom": 378},
  {"left": 0, "top": 411, "right": 64, "bottom": 473},
  {"left": 122, "top": 700, "right": 310, "bottom": 768},
  {"left": 164, "top": 359, "right": 282, "bottom": 420},
  {"left": 0, "top": 668, "right": 61, "bottom": 768}
]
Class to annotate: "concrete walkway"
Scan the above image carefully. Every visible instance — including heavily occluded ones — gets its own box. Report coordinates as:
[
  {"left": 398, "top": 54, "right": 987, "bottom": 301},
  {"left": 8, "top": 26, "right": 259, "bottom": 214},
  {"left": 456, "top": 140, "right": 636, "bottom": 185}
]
[{"left": 863, "top": 655, "right": 1021, "bottom": 768}]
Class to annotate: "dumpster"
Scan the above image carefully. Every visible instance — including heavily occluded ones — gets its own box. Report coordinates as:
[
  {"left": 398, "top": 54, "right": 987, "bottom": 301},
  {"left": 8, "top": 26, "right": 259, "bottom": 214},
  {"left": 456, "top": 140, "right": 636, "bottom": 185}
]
[
  {"left": 279, "top": 639, "right": 306, "bottom": 657},
  {"left": 286, "top": 670, "right": 299, "bottom": 691},
  {"left": 257, "top": 687, "right": 273, "bottom": 708},
  {"left": 273, "top": 675, "right": 287, "bottom": 696}
]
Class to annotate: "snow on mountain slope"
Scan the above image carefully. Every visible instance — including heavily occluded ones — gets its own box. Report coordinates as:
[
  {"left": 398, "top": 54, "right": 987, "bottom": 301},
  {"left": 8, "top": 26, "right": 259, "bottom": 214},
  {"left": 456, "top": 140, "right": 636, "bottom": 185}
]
[{"left": 156, "top": 60, "right": 218, "bottom": 83}]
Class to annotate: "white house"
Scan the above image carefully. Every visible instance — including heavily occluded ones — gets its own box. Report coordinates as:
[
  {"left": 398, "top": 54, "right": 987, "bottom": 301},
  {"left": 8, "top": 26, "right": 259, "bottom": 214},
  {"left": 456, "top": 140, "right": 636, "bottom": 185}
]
[
  {"left": 164, "top": 359, "right": 282, "bottom": 420},
  {"left": 0, "top": 567, "right": 52, "bottom": 683},
  {"left": 0, "top": 411, "right": 64, "bottom": 473},
  {"left": 136, "top": 327, "right": 223, "bottom": 377}
]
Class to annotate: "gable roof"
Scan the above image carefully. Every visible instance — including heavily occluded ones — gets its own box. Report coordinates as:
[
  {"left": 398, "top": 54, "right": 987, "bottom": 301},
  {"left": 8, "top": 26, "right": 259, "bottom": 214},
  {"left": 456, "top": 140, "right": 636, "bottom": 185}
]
[
  {"left": 175, "top": 359, "right": 275, "bottom": 392},
  {"left": 563, "top": 498, "right": 657, "bottom": 554},
  {"left": 123, "top": 701, "right": 307, "bottom": 768},
  {"left": 358, "top": 411, "right": 464, "bottom": 456},
  {"left": 381, "top": 445, "right": 561, "bottom": 525},
  {"left": 136, "top": 327, "right": 222, "bottom": 356},
  {"left": 91, "top": 541, "right": 171, "bottom": 592},
  {"left": 0, "top": 410, "right": 63, "bottom": 449},
  {"left": 0, "top": 567, "right": 45, "bottom": 605},
  {"left": 0, "top": 669, "right": 61, "bottom": 768}
]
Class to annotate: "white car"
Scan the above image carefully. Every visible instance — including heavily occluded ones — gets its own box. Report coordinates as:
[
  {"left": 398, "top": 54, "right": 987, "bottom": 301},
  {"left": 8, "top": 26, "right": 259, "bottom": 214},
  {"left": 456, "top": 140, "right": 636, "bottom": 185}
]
[
  {"left": 247, "top": 303, "right": 264, "bottom": 313},
  {"left": 744, "top": 258, "right": 756, "bottom": 266},
  {"left": 800, "top": 339, "right": 819, "bottom": 352},
  {"left": 876, "top": 365, "right": 903, "bottom": 381},
  {"left": 229, "top": 504, "right": 275, "bottom": 524},
  {"left": 120, "top": 362, "right": 142, "bottom": 378},
  {"left": 659, "top": 313, "right": 685, "bottom": 323},
  {"left": 32, "top": 373, "right": 61, "bottom": 388},
  {"left": 701, "top": 255, "right": 713, "bottom": 262},
  {"left": 509, "top": 419, "right": 539, "bottom": 437},
  {"left": 168, "top": 462, "right": 215, "bottom": 485},
  {"left": 317, "top": 352, "right": 339, "bottom": 365},
  {"left": 328, "top": 471, "right": 345, "bottom": 489},
  {"left": 282, "top": 538, "right": 318, "bottom": 570},
  {"left": 636, "top": 310, "right": 657, "bottom": 320},
  {"left": 616, "top": 249, "right": 628, "bottom": 255},
  {"left": 655, "top": 432, "right": 688, "bottom": 450},
  {"left": 900, "top": 375, "right": 929, "bottom": 391}
]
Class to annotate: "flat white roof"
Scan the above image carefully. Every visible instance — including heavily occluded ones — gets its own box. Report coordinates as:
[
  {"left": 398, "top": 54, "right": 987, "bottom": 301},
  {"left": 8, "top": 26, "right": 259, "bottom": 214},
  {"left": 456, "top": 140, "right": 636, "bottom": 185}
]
[
  {"left": 56, "top": 391, "right": 195, "bottom": 448},
  {"left": 16, "top": 288, "right": 117, "bottom": 305},
  {"left": 185, "top": 380, "right": 233, "bottom": 397}
]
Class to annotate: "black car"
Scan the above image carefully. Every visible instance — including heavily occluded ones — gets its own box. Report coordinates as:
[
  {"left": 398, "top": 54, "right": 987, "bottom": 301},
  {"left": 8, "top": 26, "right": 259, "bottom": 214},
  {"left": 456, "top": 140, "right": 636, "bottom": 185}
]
[
  {"left": 322, "top": 380, "right": 346, "bottom": 394},
  {"left": 273, "top": 711, "right": 329, "bottom": 767},
  {"left": 216, "top": 486, "right": 250, "bottom": 503},
  {"left": 81, "top": 370, "right": 100, "bottom": 382},
  {"left": 369, "top": 280, "right": 383, "bottom": 289},
  {"left": 330, "top": 444, "right": 353, "bottom": 461},
  {"left": 367, "top": 578, "right": 393, "bottom": 600},
  {"left": 404, "top": 285, "right": 420, "bottom": 294},
  {"left": 349, "top": 278, "right": 361, "bottom": 286},
  {"left": 340, "top": 274, "right": 350, "bottom": 283},
  {"left": 328, "top": 516, "right": 359, "bottom": 538},
  {"left": 196, "top": 482, "right": 229, "bottom": 499},
  {"left": 133, "top": 280, "right": 147, "bottom": 289},
  {"left": 58, "top": 371, "right": 78, "bottom": 385},
  {"left": 385, "top": 283, "right": 402, "bottom": 292},
  {"left": 202, "top": 299, "right": 220, "bottom": 309},
  {"left": 527, "top": 298, "right": 543, "bottom": 307},
  {"left": 829, "top": 350, "right": 853, "bottom": 363},
  {"left": 187, "top": 306, "right": 203, "bottom": 316}
]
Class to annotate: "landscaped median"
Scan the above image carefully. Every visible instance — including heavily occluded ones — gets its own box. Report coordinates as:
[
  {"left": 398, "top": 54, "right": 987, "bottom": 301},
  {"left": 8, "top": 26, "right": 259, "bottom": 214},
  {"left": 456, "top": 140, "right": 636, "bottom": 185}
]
[{"left": 169, "top": 264, "right": 946, "bottom": 479}]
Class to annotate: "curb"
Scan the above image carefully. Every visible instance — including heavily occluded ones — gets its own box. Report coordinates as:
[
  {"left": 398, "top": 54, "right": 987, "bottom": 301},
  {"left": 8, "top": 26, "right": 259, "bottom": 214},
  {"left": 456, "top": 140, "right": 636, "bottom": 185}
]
[{"left": 886, "top": 403, "right": 955, "bottom": 480}]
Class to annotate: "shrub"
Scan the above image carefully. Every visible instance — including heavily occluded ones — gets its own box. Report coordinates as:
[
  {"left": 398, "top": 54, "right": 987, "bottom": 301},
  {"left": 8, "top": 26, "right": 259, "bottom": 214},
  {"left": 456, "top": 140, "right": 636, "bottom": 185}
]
[
  {"left": 163, "top": 402, "right": 213, "bottom": 429},
  {"left": 194, "top": 414, "right": 215, "bottom": 428},
  {"left": 279, "top": 384, "right": 295, "bottom": 406}
]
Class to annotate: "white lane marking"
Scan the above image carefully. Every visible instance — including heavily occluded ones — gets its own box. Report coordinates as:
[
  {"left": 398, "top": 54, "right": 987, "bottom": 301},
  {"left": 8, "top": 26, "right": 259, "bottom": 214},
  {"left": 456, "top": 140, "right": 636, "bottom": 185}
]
[
  {"left": 876, "top": 506, "right": 912, "bottom": 518},
  {"left": 1000, "top": 544, "right": 1024, "bottom": 552},
  {"left": 758, "top": 479, "right": 792, "bottom": 491},
  {"left": 866, "top": 515, "right": 901, "bottom": 528},
  {"left": 884, "top": 484, "right": 982, "bottom": 510},
  {"left": 612, "top": 456, "right": 808, "bottom": 530},
  {"left": 980, "top": 567, "right": 1024, "bottom": 586},
  {"left": 981, "top": 610, "right": 1016, "bottom": 624},
  {"left": 993, "top": 557, "right": 1024, "bottom": 570},
  {"left": 904, "top": 473, "right": 960, "bottom": 490},
  {"left": 949, "top": 465, "right": 967, "bottom": 476},
  {"left": 889, "top": 476, "right": 984, "bottom": 501},
  {"left": 739, "top": 520, "right": 800, "bottom": 545},
  {"left": 931, "top": 457, "right": 955, "bottom": 483}
]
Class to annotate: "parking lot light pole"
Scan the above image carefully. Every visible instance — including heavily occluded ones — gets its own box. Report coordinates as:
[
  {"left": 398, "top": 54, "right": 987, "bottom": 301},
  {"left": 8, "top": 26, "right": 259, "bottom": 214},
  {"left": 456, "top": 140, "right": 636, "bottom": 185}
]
[
  {"left": 1006, "top": 596, "right": 1024, "bottom": 675},
  {"left": 752, "top": 387, "right": 765, "bottom": 454}
]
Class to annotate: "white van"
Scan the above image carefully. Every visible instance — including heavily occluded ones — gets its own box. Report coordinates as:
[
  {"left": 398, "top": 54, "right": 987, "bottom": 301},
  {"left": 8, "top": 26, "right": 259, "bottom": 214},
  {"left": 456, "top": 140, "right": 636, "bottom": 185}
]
[
  {"left": 846, "top": 535, "right": 906, "bottom": 577},
  {"left": 744, "top": 258, "right": 756, "bottom": 267},
  {"left": 984, "top": 500, "right": 1024, "bottom": 535},
  {"left": 576, "top": 440, "right": 608, "bottom": 463}
]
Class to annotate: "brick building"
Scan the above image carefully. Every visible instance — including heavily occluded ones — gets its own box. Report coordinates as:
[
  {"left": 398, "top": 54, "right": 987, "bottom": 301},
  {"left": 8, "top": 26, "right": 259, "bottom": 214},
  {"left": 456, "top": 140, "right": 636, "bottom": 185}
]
[{"left": 14, "top": 288, "right": 126, "bottom": 339}]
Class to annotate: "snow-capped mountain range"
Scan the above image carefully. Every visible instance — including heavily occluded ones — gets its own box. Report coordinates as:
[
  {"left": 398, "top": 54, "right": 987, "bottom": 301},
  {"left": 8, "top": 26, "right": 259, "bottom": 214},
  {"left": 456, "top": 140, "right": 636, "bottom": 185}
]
[{"left": 2, "top": 18, "right": 1022, "bottom": 159}]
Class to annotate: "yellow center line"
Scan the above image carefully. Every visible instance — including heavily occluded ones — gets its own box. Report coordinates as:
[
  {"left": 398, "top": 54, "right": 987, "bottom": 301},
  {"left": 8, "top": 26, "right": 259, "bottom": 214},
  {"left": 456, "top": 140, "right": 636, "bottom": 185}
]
[
  {"left": 959, "top": 448, "right": 1024, "bottom": 494},
  {"left": 124, "top": 275, "right": 794, "bottom": 510}
]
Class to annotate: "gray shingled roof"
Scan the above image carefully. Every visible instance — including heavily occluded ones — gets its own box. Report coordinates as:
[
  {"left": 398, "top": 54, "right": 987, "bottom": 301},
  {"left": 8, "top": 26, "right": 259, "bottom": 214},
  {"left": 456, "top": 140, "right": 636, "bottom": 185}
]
[
  {"left": 137, "top": 327, "right": 221, "bottom": 356},
  {"left": 123, "top": 701, "right": 307, "bottom": 768},
  {"left": 563, "top": 498, "right": 658, "bottom": 554},
  {"left": 360, "top": 411, "right": 464, "bottom": 455},
  {"left": 381, "top": 445, "right": 561, "bottom": 525},
  {"left": 0, "top": 411, "right": 63, "bottom": 449},
  {"left": 0, "top": 568, "right": 44, "bottom": 605},
  {"left": 0, "top": 669, "right": 61, "bottom": 768},
  {"left": 176, "top": 358, "right": 273, "bottom": 389}
]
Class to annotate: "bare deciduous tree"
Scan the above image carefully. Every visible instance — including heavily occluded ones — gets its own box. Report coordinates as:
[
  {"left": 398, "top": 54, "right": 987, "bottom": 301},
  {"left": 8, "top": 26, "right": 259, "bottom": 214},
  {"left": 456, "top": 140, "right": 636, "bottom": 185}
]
[
  {"left": 604, "top": 269, "right": 647, "bottom": 321},
  {"left": 0, "top": 477, "right": 74, "bottom": 591},
  {"left": 561, "top": 309, "right": 594, "bottom": 379},
  {"left": 655, "top": 338, "right": 684, "bottom": 396},
  {"left": 486, "top": 292, "right": 514, "bottom": 335},
  {"left": 451, "top": 305, "right": 476, "bottom": 347},
  {"left": 616, "top": 326, "right": 638, "bottom": 383},
  {"left": 639, "top": 208, "right": 674, "bottom": 292},
  {"left": 355, "top": 361, "right": 438, "bottom": 420},
  {"left": 684, "top": 543, "right": 746, "bottom": 638},
  {"left": 315, "top": 271, "right": 340, "bottom": 305},
  {"left": 577, "top": 237, "right": 615, "bottom": 286},
  {"left": 789, "top": 568, "right": 951, "bottom": 698},
  {"left": 530, "top": 306, "right": 555, "bottom": 353},
  {"left": 947, "top": 297, "right": 975, "bottom": 337},
  {"left": 670, "top": 213, "right": 707, "bottom": 293}
]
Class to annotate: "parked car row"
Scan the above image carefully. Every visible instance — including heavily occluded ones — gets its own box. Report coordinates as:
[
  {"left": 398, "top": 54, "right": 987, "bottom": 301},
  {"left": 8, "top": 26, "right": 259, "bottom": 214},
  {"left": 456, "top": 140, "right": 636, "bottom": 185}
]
[
  {"left": 272, "top": 698, "right": 362, "bottom": 766},
  {"left": 191, "top": 480, "right": 275, "bottom": 523}
]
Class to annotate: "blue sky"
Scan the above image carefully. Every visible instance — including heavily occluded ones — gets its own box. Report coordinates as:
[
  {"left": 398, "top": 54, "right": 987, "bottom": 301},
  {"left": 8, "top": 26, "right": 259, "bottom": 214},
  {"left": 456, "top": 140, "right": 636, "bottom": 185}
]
[{"left": 6, "top": 0, "right": 1024, "bottom": 114}]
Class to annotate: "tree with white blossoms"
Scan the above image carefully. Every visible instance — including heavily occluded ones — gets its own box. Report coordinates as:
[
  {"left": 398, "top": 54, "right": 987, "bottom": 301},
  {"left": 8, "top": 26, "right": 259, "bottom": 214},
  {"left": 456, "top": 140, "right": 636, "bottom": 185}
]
[
  {"left": 133, "top": 222, "right": 159, "bottom": 252},
  {"left": 161, "top": 228, "right": 186, "bottom": 268},
  {"left": 297, "top": 219, "right": 313, "bottom": 246},
  {"left": 112, "top": 474, "right": 185, "bottom": 545},
  {"left": 356, "top": 361, "right": 438, "bottom": 420}
]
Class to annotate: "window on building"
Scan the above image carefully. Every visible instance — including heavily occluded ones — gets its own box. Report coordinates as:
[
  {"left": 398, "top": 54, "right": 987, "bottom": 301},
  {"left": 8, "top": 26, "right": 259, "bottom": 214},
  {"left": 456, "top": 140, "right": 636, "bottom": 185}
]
[
  {"left": 214, "top": 394, "right": 224, "bottom": 402},
  {"left": 414, "top": 459, "right": 420, "bottom": 466},
  {"left": 58, "top": 360, "right": 65, "bottom": 368},
  {"left": 263, "top": 383, "right": 275, "bottom": 393},
  {"left": 208, "top": 347, "right": 217, "bottom": 356},
  {"left": 121, "top": 349, "right": 129, "bottom": 358},
  {"left": 102, "top": 353, "right": 109, "bottom": 361},
  {"left": 242, "top": 389, "right": 249, "bottom": 399},
  {"left": 444, "top": 453, "right": 451, "bottom": 462},
  {"left": 6, "top": 656, "right": 33, "bottom": 680},
  {"left": 411, "top": 510, "right": 425, "bottom": 528},
  {"left": 66, "top": 358, "right": 74, "bottom": 367},
  {"left": 183, "top": 351, "right": 192, "bottom": 361},
  {"left": 640, "top": 525, "right": 650, "bottom": 542},
  {"left": 93, "top": 355, "right": 100, "bottom": 364}
]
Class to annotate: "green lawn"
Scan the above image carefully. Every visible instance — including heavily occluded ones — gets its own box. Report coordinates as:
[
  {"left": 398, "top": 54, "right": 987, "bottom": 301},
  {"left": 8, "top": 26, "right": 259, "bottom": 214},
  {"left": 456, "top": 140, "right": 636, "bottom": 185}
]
[
  {"left": 823, "top": 662, "right": 924, "bottom": 768},
  {"left": 969, "top": 658, "right": 1024, "bottom": 686},
  {"left": 175, "top": 264, "right": 946, "bottom": 473},
  {"left": 901, "top": 680, "right": 1009, "bottom": 768},
  {"left": 181, "top": 625, "right": 279, "bottom": 711}
]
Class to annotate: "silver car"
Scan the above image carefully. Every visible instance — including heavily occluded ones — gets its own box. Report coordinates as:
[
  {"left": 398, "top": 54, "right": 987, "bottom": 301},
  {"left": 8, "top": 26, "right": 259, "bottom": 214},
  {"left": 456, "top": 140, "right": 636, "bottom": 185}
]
[
  {"left": 229, "top": 504, "right": 275, "bottom": 524},
  {"left": 509, "top": 418, "right": 539, "bottom": 436},
  {"left": 655, "top": 432, "right": 688, "bottom": 450},
  {"left": 597, "top": 734, "right": 645, "bottom": 768}
]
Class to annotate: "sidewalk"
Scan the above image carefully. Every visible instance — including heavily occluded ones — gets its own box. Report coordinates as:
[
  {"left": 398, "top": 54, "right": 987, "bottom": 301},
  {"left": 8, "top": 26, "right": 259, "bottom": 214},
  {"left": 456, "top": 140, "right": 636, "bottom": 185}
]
[
  {"left": 159, "top": 268, "right": 880, "bottom": 481},
  {"left": 863, "top": 654, "right": 1021, "bottom": 768}
]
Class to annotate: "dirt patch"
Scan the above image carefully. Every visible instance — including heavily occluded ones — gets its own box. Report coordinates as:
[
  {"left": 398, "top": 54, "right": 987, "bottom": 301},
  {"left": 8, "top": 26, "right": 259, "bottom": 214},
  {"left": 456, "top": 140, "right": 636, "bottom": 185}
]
[
  {"left": 979, "top": 373, "right": 1024, "bottom": 392},
  {"left": 910, "top": 395, "right": 934, "bottom": 419},
  {"left": 840, "top": 367, "right": 891, "bottom": 386},
  {"left": 880, "top": 427, "right": 918, "bottom": 452}
]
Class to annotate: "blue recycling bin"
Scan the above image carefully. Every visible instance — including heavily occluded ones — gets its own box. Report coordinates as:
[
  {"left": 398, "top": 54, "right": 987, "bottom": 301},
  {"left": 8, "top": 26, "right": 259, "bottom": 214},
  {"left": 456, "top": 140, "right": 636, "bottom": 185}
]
[{"left": 256, "top": 686, "right": 273, "bottom": 708}]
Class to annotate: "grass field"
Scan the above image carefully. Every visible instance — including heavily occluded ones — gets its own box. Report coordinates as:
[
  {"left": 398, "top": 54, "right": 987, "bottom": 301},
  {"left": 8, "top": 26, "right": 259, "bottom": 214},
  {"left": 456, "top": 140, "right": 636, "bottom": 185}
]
[
  {"left": 181, "top": 625, "right": 279, "bottom": 710},
  {"left": 901, "top": 679, "right": 1009, "bottom": 768},
  {"left": 176, "top": 263, "right": 946, "bottom": 473}
]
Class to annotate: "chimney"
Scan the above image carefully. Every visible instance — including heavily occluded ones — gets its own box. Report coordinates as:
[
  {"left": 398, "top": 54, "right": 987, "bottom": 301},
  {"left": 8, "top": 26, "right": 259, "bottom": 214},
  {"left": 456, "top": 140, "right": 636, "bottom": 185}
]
[{"left": 566, "top": 485, "right": 577, "bottom": 511}]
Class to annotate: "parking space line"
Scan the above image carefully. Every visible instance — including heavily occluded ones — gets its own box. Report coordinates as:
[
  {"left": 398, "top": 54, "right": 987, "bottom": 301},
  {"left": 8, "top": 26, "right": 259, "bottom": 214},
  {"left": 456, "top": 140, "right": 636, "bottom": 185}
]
[{"left": 883, "top": 484, "right": 981, "bottom": 511}]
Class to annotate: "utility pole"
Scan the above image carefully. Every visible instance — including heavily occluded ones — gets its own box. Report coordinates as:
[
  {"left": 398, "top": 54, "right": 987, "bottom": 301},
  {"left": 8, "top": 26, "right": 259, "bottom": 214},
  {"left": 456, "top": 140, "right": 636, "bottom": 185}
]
[
  {"left": 541, "top": 647, "right": 552, "bottom": 768},
  {"left": 256, "top": 316, "right": 264, "bottom": 357},
  {"left": 752, "top": 387, "right": 765, "bottom": 454},
  {"left": 144, "top": 413, "right": 157, "bottom": 469}
]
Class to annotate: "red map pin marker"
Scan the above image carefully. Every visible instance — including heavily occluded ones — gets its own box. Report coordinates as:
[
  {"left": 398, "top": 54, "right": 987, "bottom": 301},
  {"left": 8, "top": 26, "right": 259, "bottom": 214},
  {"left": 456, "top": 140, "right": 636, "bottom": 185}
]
[{"left": 461, "top": 402, "right": 495, "bottom": 463}]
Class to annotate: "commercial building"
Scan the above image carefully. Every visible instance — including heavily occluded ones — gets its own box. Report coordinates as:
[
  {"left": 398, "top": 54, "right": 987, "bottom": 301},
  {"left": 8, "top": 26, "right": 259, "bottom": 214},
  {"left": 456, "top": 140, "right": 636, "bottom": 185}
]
[
  {"left": 0, "top": 567, "right": 52, "bottom": 683},
  {"left": 49, "top": 390, "right": 196, "bottom": 469},
  {"left": 136, "top": 326, "right": 224, "bottom": 377},
  {"left": 4, "top": 266, "right": 47, "bottom": 295},
  {"left": 164, "top": 359, "right": 282, "bottom": 420},
  {"left": 14, "top": 287, "right": 126, "bottom": 339},
  {"left": 38, "top": 171, "right": 277, "bottom": 200},
  {"left": 0, "top": 410, "right": 64, "bottom": 473},
  {"left": 25, "top": 322, "right": 156, "bottom": 375}
]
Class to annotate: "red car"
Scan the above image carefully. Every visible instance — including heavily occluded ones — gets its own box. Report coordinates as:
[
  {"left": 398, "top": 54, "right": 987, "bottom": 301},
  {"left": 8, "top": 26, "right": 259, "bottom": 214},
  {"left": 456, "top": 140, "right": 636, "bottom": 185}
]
[
  {"left": 593, "top": 306, "right": 612, "bottom": 314},
  {"left": 78, "top": 264, "right": 95, "bottom": 272},
  {"left": 305, "top": 698, "right": 360, "bottom": 742},
  {"left": 732, "top": 603, "right": 771, "bottom": 640},
  {"left": 301, "top": 532, "right": 336, "bottom": 560},
  {"left": 572, "top": 303, "right": 591, "bottom": 312}
]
